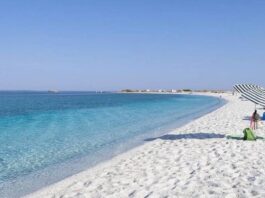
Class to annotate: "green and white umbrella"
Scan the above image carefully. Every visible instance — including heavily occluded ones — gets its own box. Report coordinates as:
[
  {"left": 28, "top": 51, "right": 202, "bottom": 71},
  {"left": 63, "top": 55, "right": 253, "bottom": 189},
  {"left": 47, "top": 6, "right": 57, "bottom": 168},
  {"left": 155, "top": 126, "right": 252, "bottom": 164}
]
[
  {"left": 233, "top": 84, "right": 264, "bottom": 94},
  {"left": 242, "top": 89, "right": 265, "bottom": 107}
]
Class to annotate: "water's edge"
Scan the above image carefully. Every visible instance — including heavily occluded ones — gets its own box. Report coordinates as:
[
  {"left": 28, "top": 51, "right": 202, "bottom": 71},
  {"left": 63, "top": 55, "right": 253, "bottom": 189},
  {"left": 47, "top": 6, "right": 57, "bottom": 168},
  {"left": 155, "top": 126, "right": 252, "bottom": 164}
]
[{"left": 2, "top": 94, "right": 226, "bottom": 198}]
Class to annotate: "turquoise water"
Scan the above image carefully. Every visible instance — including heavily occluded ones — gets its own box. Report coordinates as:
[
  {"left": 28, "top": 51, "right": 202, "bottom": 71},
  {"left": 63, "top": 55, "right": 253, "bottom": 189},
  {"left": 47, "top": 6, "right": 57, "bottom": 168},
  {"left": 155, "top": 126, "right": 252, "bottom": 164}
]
[{"left": 0, "top": 92, "right": 223, "bottom": 197}]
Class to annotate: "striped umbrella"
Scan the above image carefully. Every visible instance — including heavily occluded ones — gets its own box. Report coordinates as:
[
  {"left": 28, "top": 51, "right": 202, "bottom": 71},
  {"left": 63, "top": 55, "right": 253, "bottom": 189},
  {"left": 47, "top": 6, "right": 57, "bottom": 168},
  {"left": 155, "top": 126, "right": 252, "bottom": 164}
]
[
  {"left": 242, "top": 89, "right": 265, "bottom": 107},
  {"left": 233, "top": 84, "right": 264, "bottom": 94}
]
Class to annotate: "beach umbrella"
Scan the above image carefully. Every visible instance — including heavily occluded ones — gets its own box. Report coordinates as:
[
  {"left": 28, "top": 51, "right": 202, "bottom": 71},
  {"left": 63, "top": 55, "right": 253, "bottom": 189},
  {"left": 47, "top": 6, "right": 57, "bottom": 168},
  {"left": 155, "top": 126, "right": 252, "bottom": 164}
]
[
  {"left": 242, "top": 89, "right": 265, "bottom": 107},
  {"left": 233, "top": 84, "right": 264, "bottom": 94}
]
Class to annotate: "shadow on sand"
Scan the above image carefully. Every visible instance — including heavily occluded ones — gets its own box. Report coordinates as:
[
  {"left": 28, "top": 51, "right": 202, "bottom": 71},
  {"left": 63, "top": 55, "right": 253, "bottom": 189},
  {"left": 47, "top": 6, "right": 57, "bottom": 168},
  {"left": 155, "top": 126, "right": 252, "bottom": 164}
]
[
  {"left": 243, "top": 116, "right": 251, "bottom": 121},
  {"left": 145, "top": 133, "right": 225, "bottom": 141},
  {"left": 227, "top": 135, "right": 264, "bottom": 140}
]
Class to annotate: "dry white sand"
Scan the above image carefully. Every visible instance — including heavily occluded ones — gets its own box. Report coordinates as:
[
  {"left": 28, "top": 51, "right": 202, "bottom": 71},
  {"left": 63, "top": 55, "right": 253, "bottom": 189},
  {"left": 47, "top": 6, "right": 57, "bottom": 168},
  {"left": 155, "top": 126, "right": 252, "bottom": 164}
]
[{"left": 24, "top": 93, "right": 265, "bottom": 198}]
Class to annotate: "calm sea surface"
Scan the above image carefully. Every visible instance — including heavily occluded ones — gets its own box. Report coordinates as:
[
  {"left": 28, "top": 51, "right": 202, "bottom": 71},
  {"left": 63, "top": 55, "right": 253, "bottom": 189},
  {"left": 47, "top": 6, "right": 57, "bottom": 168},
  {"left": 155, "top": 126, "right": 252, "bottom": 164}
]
[{"left": 0, "top": 92, "right": 224, "bottom": 197}]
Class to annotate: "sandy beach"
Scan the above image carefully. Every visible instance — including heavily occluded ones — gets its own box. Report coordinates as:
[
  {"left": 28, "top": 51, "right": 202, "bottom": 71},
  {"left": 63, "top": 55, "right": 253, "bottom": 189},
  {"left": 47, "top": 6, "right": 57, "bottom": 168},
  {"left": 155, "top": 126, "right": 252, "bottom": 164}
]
[{"left": 23, "top": 92, "right": 265, "bottom": 198}]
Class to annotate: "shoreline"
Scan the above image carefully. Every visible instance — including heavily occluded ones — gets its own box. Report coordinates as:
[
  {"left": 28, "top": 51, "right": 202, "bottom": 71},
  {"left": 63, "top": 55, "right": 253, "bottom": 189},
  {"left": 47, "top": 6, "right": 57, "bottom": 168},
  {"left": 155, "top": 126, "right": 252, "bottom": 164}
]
[
  {"left": 19, "top": 92, "right": 265, "bottom": 197},
  {"left": 0, "top": 92, "right": 224, "bottom": 198},
  {"left": 22, "top": 92, "right": 235, "bottom": 198}
]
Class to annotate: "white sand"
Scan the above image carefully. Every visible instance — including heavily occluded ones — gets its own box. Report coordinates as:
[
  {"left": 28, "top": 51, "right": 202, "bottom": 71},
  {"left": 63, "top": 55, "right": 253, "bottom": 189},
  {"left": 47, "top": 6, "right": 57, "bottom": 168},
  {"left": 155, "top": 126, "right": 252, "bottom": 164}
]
[{"left": 24, "top": 93, "right": 265, "bottom": 198}]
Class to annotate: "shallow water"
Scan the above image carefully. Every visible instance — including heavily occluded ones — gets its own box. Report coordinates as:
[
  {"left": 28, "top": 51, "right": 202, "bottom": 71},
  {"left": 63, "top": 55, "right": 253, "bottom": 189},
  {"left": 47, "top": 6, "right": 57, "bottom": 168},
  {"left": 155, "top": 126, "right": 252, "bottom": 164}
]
[{"left": 0, "top": 92, "right": 223, "bottom": 197}]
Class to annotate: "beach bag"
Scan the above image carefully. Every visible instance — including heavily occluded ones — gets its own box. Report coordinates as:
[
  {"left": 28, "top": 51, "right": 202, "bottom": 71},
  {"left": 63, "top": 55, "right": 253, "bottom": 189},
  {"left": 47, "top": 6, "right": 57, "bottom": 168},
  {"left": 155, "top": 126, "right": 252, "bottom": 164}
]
[{"left": 243, "top": 128, "right": 256, "bottom": 141}]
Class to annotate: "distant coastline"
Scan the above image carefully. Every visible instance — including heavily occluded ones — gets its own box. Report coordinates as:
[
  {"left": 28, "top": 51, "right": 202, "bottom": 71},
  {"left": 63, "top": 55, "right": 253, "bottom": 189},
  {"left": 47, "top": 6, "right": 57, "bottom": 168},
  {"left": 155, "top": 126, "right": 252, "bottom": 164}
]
[{"left": 120, "top": 89, "right": 228, "bottom": 94}]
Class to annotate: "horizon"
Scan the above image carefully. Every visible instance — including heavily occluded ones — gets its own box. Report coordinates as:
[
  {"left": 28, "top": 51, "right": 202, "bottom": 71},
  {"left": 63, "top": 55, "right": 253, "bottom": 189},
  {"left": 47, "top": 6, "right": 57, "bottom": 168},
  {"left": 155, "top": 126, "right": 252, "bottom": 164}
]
[
  {"left": 0, "top": 88, "right": 230, "bottom": 92},
  {"left": 1, "top": 1, "right": 265, "bottom": 91}
]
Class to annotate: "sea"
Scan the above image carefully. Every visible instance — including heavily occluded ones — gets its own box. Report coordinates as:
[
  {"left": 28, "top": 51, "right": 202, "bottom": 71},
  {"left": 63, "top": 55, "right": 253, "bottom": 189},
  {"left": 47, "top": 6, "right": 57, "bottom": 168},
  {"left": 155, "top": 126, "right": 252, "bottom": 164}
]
[{"left": 0, "top": 91, "right": 224, "bottom": 197}]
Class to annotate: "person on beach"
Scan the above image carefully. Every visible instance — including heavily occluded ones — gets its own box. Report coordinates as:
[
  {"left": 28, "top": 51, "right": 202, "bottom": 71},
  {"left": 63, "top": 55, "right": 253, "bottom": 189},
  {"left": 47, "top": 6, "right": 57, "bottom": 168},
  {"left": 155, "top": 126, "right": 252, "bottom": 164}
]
[{"left": 251, "top": 110, "right": 260, "bottom": 130}]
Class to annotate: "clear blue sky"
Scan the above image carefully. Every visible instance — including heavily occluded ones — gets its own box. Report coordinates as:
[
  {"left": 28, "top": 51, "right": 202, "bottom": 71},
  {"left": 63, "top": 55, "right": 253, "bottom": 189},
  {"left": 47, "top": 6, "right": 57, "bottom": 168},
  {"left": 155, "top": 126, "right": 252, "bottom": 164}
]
[{"left": 0, "top": 0, "right": 265, "bottom": 91}]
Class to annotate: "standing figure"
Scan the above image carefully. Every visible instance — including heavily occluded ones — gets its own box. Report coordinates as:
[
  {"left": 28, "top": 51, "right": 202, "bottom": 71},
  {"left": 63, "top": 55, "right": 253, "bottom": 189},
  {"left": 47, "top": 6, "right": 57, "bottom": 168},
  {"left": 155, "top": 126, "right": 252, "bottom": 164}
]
[{"left": 251, "top": 110, "right": 260, "bottom": 130}]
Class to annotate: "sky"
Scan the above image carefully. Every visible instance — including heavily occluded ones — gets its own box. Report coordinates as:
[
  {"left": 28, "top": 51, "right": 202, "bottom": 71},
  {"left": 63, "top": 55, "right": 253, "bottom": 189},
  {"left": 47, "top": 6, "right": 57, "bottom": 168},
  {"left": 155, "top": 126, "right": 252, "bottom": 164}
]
[{"left": 0, "top": 0, "right": 265, "bottom": 91}]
